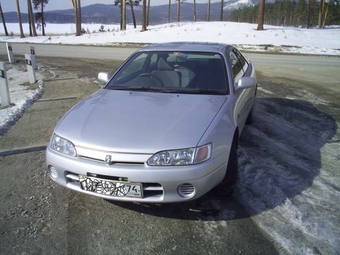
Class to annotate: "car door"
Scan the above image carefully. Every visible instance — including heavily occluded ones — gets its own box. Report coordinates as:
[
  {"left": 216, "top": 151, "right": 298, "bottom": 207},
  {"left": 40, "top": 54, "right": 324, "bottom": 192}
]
[{"left": 228, "top": 48, "right": 253, "bottom": 133}]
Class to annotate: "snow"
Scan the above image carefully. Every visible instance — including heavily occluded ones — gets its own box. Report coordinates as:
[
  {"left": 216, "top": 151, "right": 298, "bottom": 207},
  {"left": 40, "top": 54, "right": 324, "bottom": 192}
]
[
  {"left": 1, "top": 22, "right": 340, "bottom": 55},
  {"left": 0, "top": 66, "right": 44, "bottom": 137},
  {"left": 0, "top": 21, "right": 340, "bottom": 254}
]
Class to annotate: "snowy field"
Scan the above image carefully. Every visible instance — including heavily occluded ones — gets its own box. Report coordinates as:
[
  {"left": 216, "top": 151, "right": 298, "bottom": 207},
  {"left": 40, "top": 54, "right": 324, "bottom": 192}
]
[
  {"left": 0, "top": 22, "right": 340, "bottom": 254},
  {"left": 1, "top": 22, "right": 340, "bottom": 55}
]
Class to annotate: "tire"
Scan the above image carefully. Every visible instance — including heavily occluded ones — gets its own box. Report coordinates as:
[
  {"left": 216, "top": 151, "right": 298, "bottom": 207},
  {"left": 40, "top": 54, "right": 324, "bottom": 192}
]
[
  {"left": 219, "top": 137, "right": 238, "bottom": 196},
  {"left": 245, "top": 105, "right": 254, "bottom": 125},
  {"left": 246, "top": 86, "right": 257, "bottom": 125}
]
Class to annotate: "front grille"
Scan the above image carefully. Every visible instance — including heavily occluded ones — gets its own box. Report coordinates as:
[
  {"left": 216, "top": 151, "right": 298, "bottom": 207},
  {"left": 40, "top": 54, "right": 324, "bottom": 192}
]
[
  {"left": 78, "top": 155, "right": 144, "bottom": 165},
  {"left": 143, "top": 183, "right": 163, "bottom": 198},
  {"left": 87, "top": 172, "right": 128, "bottom": 182},
  {"left": 75, "top": 147, "right": 149, "bottom": 165}
]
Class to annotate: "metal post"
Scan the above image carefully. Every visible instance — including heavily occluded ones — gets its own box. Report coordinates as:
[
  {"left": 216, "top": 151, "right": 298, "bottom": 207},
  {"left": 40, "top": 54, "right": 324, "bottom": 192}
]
[
  {"left": 29, "top": 46, "right": 37, "bottom": 70},
  {"left": 6, "top": 43, "right": 14, "bottom": 64},
  {"left": 25, "top": 54, "right": 36, "bottom": 84},
  {"left": 0, "top": 62, "right": 11, "bottom": 107}
]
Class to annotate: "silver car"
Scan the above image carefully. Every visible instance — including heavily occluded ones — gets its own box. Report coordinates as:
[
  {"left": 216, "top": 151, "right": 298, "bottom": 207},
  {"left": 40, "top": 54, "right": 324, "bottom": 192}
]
[{"left": 46, "top": 42, "right": 257, "bottom": 203}]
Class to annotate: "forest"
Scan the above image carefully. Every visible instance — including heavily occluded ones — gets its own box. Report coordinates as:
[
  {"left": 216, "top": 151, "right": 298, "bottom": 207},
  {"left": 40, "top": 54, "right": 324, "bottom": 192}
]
[{"left": 229, "top": 0, "right": 340, "bottom": 27}]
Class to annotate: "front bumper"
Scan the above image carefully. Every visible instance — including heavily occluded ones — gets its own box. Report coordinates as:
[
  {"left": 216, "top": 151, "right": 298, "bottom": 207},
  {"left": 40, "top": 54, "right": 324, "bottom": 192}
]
[{"left": 46, "top": 146, "right": 227, "bottom": 203}]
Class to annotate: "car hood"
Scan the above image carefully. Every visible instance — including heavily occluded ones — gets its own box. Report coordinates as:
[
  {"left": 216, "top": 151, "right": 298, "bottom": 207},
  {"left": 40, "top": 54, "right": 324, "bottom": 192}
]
[{"left": 55, "top": 89, "right": 226, "bottom": 153}]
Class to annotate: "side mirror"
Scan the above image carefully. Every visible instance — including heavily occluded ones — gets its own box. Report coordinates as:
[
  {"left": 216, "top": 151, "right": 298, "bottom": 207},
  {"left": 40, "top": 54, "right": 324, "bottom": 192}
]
[
  {"left": 98, "top": 72, "right": 112, "bottom": 83},
  {"left": 235, "top": 77, "right": 256, "bottom": 92}
]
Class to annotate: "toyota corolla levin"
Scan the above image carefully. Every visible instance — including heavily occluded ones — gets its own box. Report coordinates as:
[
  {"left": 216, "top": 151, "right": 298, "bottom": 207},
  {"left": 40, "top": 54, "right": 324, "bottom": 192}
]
[{"left": 46, "top": 42, "right": 257, "bottom": 203}]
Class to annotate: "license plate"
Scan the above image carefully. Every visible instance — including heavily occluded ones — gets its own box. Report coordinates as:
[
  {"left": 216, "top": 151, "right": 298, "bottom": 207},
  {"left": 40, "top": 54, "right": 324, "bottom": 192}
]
[{"left": 79, "top": 175, "right": 143, "bottom": 198}]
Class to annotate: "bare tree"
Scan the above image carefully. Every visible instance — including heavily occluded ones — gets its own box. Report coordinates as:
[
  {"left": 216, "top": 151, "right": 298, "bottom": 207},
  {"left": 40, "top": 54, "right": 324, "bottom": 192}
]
[
  {"left": 27, "top": 0, "right": 32, "bottom": 35},
  {"left": 128, "top": 0, "right": 137, "bottom": 28},
  {"left": 257, "top": 0, "right": 265, "bottom": 30},
  {"left": 72, "top": 0, "right": 81, "bottom": 36},
  {"left": 72, "top": 0, "right": 76, "bottom": 34},
  {"left": 318, "top": 0, "right": 325, "bottom": 28},
  {"left": 122, "top": 0, "right": 126, "bottom": 30},
  {"left": 220, "top": 0, "right": 224, "bottom": 21},
  {"left": 142, "top": 0, "right": 147, "bottom": 31},
  {"left": 0, "top": 3, "right": 9, "bottom": 36},
  {"left": 33, "top": 0, "right": 49, "bottom": 36},
  {"left": 307, "top": 0, "right": 311, "bottom": 28},
  {"left": 207, "top": 0, "right": 211, "bottom": 21},
  {"left": 115, "top": 1, "right": 139, "bottom": 30},
  {"left": 177, "top": 0, "right": 181, "bottom": 22},
  {"left": 120, "top": 1, "right": 123, "bottom": 30},
  {"left": 175, "top": 0, "right": 186, "bottom": 22},
  {"left": 16, "top": 0, "right": 25, "bottom": 38},
  {"left": 41, "top": 0, "right": 46, "bottom": 35},
  {"left": 27, "top": 0, "right": 38, "bottom": 36},
  {"left": 77, "top": 0, "right": 82, "bottom": 33},
  {"left": 322, "top": 0, "right": 334, "bottom": 28},
  {"left": 168, "top": 0, "right": 171, "bottom": 23},
  {"left": 147, "top": 0, "right": 151, "bottom": 26},
  {"left": 193, "top": 0, "right": 196, "bottom": 21}
]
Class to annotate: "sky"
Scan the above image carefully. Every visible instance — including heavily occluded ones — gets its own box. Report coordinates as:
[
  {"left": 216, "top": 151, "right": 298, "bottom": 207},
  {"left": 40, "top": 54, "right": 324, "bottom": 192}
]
[{"left": 1, "top": 0, "right": 222, "bottom": 13}]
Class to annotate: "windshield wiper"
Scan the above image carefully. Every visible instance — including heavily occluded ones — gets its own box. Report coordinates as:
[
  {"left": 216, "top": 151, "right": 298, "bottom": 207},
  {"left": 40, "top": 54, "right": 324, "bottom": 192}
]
[
  {"left": 185, "top": 88, "right": 227, "bottom": 95},
  {"left": 109, "top": 86, "right": 165, "bottom": 92},
  {"left": 109, "top": 87, "right": 192, "bottom": 93},
  {"left": 108, "top": 87, "right": 227, "bottom": 95}
]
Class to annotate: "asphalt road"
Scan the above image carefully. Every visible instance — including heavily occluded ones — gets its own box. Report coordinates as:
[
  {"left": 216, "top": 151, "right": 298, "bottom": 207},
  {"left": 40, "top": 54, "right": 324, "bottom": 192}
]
[
  {"left": 1, "top": 41, "right": 340, "bottom": 65},
  {"left": 0, "top": 45, "right": 339, "bottom": 254}
]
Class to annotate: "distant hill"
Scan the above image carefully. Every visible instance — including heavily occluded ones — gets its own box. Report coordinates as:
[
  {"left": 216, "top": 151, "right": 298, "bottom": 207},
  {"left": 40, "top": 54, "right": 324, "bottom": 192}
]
[{"left": 3, "top": 1, "right": 258, "bottom": 25}]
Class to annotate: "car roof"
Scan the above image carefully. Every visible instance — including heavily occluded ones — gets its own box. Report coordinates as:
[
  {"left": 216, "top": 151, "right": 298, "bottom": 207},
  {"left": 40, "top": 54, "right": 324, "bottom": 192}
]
[{"left": 139, "top": 42, "right": 233, "bottom": 54}]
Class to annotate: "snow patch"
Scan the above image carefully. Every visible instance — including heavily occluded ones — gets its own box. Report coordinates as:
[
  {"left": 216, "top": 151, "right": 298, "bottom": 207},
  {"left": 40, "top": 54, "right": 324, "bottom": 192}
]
[{"left": 0, "top": 66, "right": 44, "bottom": 138}]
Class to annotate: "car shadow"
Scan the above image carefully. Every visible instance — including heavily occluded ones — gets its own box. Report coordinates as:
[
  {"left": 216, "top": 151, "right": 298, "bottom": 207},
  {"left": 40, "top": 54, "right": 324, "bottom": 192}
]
[
  {"left": 107, "top": 190, "right": 251, "bottom": 221},
  {"left": 108, "top": 97, "right": 337, "bottom": 221}
]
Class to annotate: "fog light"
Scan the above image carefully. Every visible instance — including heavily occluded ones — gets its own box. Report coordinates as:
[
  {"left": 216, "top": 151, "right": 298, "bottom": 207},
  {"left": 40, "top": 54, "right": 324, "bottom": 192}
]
[
  {"left": 48, "top": 165, "right": 58, "bottom": 179},
  {"left": 177, "top": 183, "right": 195, "bottom": 198}
]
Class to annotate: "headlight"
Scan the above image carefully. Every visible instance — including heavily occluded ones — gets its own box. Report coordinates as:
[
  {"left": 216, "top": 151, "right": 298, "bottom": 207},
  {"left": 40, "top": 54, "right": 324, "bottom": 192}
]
[
  {"left": 51, "top": 134, "right": 77, "bottom": 157},
  {"left": 147, "top": 144, "right": 211, "bottom": 166}
]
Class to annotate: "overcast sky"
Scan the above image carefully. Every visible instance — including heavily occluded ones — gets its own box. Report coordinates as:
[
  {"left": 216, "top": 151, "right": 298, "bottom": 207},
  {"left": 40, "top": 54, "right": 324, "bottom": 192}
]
[{"left": 1, "top": 0, "right": 221, "bottom": 13}]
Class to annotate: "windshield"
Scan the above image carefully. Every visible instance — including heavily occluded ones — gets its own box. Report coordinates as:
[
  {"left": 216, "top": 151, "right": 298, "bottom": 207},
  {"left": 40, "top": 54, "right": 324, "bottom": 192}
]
[{"left": 105, "top": 51, "right": 229, "bottom": 95}]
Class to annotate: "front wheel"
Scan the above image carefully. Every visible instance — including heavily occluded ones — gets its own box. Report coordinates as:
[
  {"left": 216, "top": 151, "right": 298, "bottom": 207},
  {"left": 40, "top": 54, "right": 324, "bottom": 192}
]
[
  {"left": 218, "top": 138, "right": 238, "bottom": 196},
  {"left": 246, "top": 86, "right": 257, "bottom": 125},
  {"left": 245, "top": 105, "right": 254, "bottom": 125}
]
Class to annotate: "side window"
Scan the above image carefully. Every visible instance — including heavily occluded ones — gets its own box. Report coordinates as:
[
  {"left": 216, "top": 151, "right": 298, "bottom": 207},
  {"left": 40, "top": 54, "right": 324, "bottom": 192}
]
[
  {"left": 229, "top": 51, "right": 244, "bottom": 83},
  {"left": 234, "top": 49, "right": 249, "bottom": 73}
]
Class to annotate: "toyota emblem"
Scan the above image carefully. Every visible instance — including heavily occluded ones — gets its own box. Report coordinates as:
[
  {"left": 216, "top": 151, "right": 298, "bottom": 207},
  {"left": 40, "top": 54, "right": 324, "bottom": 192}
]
[{"left": 105, "top": 155, "right": 112, "bottom": 165}]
